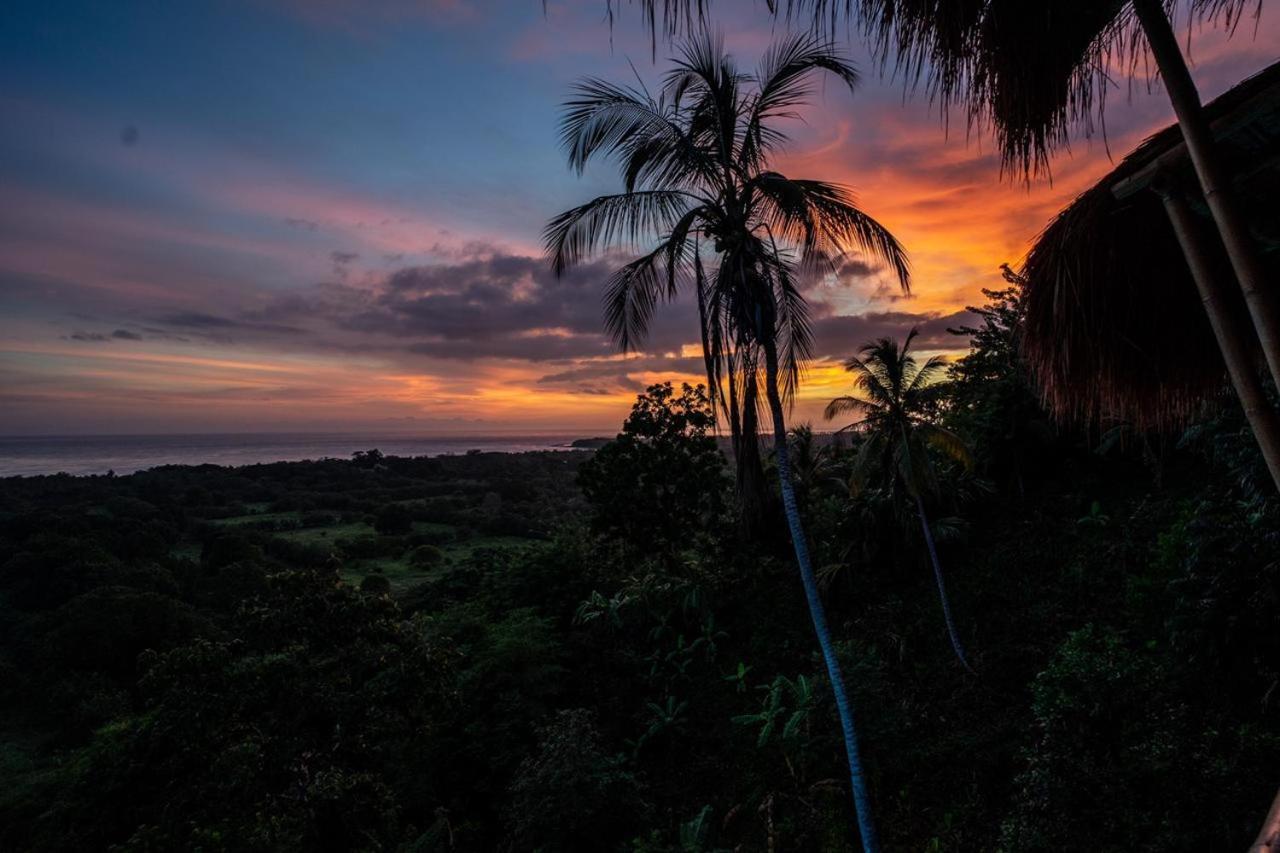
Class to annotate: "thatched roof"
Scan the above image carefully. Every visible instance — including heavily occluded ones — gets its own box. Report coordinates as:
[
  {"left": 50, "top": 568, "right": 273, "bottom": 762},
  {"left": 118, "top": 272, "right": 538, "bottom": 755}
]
[{"left": 1021, "top": 59, "right": 1280, "bottom": 429}]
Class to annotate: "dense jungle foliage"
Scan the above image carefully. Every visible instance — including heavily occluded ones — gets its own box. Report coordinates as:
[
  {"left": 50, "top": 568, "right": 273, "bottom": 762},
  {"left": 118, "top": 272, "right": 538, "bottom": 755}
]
[{"left": 1, "top": 283, "right": 1277, "bottom": 851}]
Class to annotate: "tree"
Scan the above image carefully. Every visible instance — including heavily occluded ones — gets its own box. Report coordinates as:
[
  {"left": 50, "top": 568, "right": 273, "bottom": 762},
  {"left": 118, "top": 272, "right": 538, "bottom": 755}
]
[
  {"left": 546, "top": 32, "right": 910, "bottom": 852},
  {"left": 16, "top": 567, "right": 456, "bottom": 851},
  {"left": 374, "top": 502, "right": 413, "bottom": 536},
  {"left": 945, "top": 265, "right": 1054, "bottom": 494},
  {"left": 577, "top": 383, "right": 729, "bottom": 556},
  {"left": 825, "top": 329, "right": 977, "bottom": 673}
]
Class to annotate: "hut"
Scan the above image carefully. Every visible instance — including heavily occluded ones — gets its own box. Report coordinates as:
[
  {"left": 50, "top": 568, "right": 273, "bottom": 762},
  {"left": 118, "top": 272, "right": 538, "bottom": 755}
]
[{"left": 1022, "top": 58, "right": 1280, "bottom": 483}]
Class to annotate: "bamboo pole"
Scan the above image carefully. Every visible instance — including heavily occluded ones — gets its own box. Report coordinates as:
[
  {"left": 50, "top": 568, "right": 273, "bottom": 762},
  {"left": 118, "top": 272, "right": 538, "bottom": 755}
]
[
  {"left": 1155, "top": 178, "right": 1280, "bottom": 492},
  {"left": 1132, "top": 0, "right": 1280, "bottom": 393}
]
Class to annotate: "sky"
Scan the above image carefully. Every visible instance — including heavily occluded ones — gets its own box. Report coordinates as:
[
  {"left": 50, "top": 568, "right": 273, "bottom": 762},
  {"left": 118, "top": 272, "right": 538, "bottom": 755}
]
[{"left": 1, "top": 1, "right": 1277, "bottom": 436}]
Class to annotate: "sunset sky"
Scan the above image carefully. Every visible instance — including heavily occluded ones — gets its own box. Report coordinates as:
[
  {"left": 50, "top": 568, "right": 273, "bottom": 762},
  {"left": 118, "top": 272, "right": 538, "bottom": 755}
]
[{"left": 2, "top": 0, "right": 1277, "bottom": 436}]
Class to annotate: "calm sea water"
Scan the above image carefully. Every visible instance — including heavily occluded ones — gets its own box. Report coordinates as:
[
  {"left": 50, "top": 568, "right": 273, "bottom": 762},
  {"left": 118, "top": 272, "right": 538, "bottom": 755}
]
[{"left": 0, "top": 433, "right": 598, "bottom": 478}]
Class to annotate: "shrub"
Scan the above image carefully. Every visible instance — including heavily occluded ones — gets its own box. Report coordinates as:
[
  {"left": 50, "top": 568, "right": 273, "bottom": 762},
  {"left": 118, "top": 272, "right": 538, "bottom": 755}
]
[
  {"left": 360, "top": 574, "right": 391, "bottom": 595},
  {"left": 407, "top": 545, "right": 444, "bottom": 569},
  {"left": 373, "top": 504, "right": 413, "bottom": 536}
]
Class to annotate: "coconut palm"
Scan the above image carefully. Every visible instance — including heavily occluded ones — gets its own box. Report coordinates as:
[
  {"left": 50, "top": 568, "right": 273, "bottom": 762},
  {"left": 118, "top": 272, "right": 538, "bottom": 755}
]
[
  {"left": 825, "top": 329, "right": 977, "bottom": 674},
  {"left": 545, "top": 32, "right": 910, "bottom": 852},
  {"left": 785, "top": 423, "right": 840, "bottom": 510}
]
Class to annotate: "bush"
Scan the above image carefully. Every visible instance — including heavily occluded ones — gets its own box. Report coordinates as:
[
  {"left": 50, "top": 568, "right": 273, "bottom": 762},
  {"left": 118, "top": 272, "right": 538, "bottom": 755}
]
[
  {"left": 201, "top": 534, "right": 263, "bottom": 571},
  {"left": 373, "top": 504, "right": 413, "bottom": 536},
  {"left": 506, "top": 709, "right": 643, "bottom": 849},
  {"left": 407, "top": 545, "right": 444, "bottom": 569},
  {"left": 360, "top": 573, "right": 392, "bottom": 595}
]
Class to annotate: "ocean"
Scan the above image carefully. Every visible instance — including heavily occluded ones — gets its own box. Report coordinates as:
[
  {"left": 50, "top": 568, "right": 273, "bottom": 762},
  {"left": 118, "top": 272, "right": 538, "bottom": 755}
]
[{"left": 0, "top": 433, "right": 599, "bottom": 478}]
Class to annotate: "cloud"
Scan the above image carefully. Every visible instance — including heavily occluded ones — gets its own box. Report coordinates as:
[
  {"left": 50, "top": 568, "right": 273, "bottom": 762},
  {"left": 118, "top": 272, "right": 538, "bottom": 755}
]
[
  {"left": 246, "top": 249, "right": 703, "bottom": 362},
  {"left": 811, "top": 309, "right": 979, "bottom": 358},
  {"left": 111, "top": 328, "right": 143, "bottom": 340},
  {"left": 154, "top": 311, "right": 308, "bottom": 337}
]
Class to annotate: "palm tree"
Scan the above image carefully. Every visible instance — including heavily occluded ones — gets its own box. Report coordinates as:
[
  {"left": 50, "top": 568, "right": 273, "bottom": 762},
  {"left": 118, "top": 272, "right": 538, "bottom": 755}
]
[
  {"left": 545, "top": 32, "right": 910, "bottom": 852},
  {"left": 784, "top": 423, "right": 839, "bottom": 510},
  {"left": 824, "top": 329, "right": 977, "bottom": 674}
]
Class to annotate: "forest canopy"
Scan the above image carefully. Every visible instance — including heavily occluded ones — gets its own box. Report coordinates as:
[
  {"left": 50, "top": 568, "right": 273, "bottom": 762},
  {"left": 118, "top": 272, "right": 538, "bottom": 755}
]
[{"left": 2, "top": 282, "right": 1277, "bottom": 851}]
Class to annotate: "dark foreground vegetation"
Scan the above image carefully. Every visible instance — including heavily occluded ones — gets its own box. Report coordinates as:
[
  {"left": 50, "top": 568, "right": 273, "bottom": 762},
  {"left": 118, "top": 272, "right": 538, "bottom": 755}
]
[{"left": 2, "top": 287, "right": 1278, "bottom": 851}]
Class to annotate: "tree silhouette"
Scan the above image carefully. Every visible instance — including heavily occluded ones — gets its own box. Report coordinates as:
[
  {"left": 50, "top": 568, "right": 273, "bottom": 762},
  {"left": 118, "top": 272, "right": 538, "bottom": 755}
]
[
  {"left": 546, "top": 31, "right": 909, "bottom": 853},
  {"left": 825, "top": 329, "right": 977, "bottom": 674}
]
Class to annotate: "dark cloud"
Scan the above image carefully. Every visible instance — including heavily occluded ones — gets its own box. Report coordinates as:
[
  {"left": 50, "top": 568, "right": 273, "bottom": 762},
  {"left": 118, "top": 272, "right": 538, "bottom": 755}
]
[
  {"left": 120, "top": 125, "right": 139, "bottom": 146},
  {"left": 811, "top": 309, "right": 978, "bottom": 359},
  {"left": 129, "top": 247, "right": 971, "bottom": 373},
  {"left": 284, "top": 217, "right": 319, "bottom": 231},
  {"left": 330, "top": 250, "right": 360, "bottom": 279},
  {"left": 158, "top": 312, "right": 236, "bottom": 329},
  {"left": 138, "top": 326, "right": 191, "bottom": 343},
  {"left": 154, "top": 311, "right": 307, "bottom": 337},
  {"left": 276, "top": 251, "right": 703, "bottom": 362},
  {"left": 67, "top": 327, "right": 170, "bottom": 343},
  {"left": 836, "top": 258, "right": 878, "bottom": 279}
]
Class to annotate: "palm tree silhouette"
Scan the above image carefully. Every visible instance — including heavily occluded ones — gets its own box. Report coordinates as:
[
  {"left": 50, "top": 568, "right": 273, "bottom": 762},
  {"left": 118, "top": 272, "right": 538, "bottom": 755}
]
[
  {"left": 546, "top": 32, "right": 909, "bottom": 853},
  {"left": 825, "top": 329, "right": 977, "bottom": 674}
]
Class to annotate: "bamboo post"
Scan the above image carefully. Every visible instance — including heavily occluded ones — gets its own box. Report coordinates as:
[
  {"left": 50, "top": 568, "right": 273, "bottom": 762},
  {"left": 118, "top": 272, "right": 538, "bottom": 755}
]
[
  {"left": 1154, "top": 176, "right": 1280, "bottom": 492},
  {"left": 1132, "top": 0, "right": 1280, "bottom": 394}
]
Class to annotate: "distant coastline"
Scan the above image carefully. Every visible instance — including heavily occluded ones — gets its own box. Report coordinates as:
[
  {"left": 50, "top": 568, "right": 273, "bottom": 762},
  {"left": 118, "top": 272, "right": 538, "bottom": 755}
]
[{"left": 0, "top": 432, "right": 603, "bottom": 478}]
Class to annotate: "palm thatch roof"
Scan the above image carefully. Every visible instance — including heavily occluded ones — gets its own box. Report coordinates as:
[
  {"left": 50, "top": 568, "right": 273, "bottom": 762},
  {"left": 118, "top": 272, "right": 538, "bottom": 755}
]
[{"left": 1021, "top": 58, "right": 1280, "bottom": 429}]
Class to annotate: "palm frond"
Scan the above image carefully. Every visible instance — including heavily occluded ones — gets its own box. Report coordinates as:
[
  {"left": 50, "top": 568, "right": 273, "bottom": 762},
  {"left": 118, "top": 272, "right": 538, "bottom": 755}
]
[
  {"left": 920, "top": 423, "right": 975, "bottom": 470},
  {"left": 753, "top": 174, "right": 911, "bottom": 290},
  {"left": 905, "top": 353, "right": 949, "bottom": 394},
  {"left": 603, "top": 245, "right": 673, "bottom": 350},
  {"left": 664, "top": 30, "right": 745, "bottom": 166},
  {"left": 848, "top": 430, "right": 888, "bottom": 494},
  {"left": 741, "top": 33, "right": 860, "bottom": 168},
  {"left": 895, "top": 431, "right": 939, "bottom": 498},
  {"left": 823, "top": 395, "right": 872, "bottom": 421},
  {"left": 772, "top": 260, "right": 814, "bottom": 405},
  {"left": 560, "top": 79, "right": 671, "bottom": 174},
  {"left": 544, "top": 190, "right": 693, "bottom": 275},
  {"left": 843, "top": 352, "right": 897, "bottom": 409}
]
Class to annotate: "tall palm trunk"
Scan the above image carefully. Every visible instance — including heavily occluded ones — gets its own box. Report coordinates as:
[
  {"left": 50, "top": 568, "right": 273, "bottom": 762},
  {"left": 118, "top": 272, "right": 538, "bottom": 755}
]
[
  {"left": 762, "top": 339, "right": 880, "bottom": 853},
  {"left": 738, "top": 379, "right": 769, "bottom": 529},
  {"left": 914, "top": 494, "right": 977, "bottom": 675},
  {"left": 1131, "top": 0, "right": 1280, "bottom": 391}
]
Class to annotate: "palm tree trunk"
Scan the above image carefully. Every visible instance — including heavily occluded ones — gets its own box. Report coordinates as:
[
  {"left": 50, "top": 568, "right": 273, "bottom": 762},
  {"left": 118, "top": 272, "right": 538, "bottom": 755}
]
[
  {"left": 914, "top": 494, "right": 977, "bottom": 675},
  {"left": 762, "top": 339, "right": 880, "bottom": 853},
  {"left": 739, "top": 378, "right": 769, "bottom": 528},
  {"left": 1132, "top": 0, "right": 1280, "bottom": 391},
  {"left": 1156, "top": 181, "right": 1280, "bottom": 492}
]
